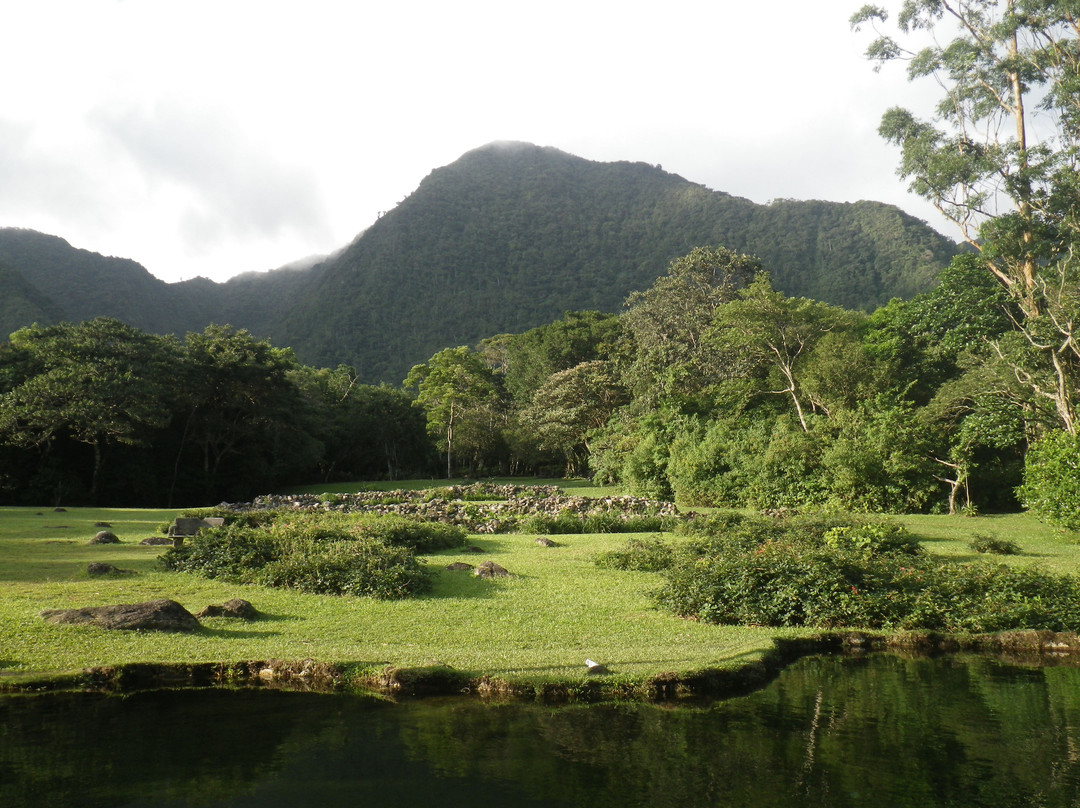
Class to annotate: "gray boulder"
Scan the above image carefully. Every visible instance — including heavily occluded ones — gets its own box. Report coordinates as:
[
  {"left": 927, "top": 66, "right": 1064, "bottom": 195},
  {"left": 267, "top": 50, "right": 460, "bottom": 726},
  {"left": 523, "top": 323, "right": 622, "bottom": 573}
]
[
  {"left": 475, "top": 561, "right": 510, "bottom": 579},
  {"left": 89, "top": 531, "right": 121, "bottom": 544},
  {"left": 86, "top": 562, "right": 134, "bottom": 576},
  {"left": 195, "top": 599, "right": 259, "bottom": 620},
  {"left": 40, "top": 599, "right": 200, "bottom": 633}
]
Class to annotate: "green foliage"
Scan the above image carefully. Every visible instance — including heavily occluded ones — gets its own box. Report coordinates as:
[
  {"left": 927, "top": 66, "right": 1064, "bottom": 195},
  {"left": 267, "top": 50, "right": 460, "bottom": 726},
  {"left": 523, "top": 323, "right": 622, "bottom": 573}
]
[
  {"left": 594, "top": 536, "right": 677, "bottom": 571},
  {"left": 658, "top": 513, "right": 1080, "bottom": 631},
  {"left": 351, "top": 513, "right": 468, "bottom": 553},
  {"left": 257, "top": 540, "right": 430, "bottom": 599},
  {"left": 1017, "top": 430, "right": 1080, "bottom": 530},
  {"left": 403, "top": 346, "right": 505, "bottom": 477},
  {"left": 0, "top": 319, "right": 429, "bottom": 506},
  {"left": 160, "top": 514, "right": 435, "bottom": 598},
  {"left": 160, "top": 523, "right": 279, "bottom": 580},
  {"left": 822, "top": 521, "right": 922, "bottom": 557},
  {"left": 969, "top": 533, "right": 1021, "bottom": 556}
]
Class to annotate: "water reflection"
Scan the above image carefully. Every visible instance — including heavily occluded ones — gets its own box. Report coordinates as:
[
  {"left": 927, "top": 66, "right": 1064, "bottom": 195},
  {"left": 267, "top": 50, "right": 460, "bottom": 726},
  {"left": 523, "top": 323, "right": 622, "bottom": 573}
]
[{"left": 4, "top": 654, "right": 1080, "bottom": 807}]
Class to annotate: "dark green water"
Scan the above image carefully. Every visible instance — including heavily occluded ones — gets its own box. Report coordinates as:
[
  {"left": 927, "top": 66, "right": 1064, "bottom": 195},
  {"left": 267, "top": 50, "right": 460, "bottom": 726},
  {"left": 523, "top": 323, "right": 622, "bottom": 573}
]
[{"left": 4, "top": 654, "right": 1080, "bottom": 807}]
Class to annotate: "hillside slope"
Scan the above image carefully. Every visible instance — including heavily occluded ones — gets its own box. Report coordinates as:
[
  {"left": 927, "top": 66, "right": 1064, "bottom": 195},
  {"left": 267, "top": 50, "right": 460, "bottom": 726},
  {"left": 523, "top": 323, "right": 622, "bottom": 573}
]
[
  {"left": 0, "top": 143, "right": 960, "bottom": 382},
  {"left": 277, "top": 143, "right": 958, "bottom": 380}
]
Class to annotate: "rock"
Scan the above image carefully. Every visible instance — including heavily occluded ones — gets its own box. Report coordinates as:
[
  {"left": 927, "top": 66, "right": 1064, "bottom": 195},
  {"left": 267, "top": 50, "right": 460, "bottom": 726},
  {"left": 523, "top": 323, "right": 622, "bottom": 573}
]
[
  {"left": 585, "top": 658, "right": 608, "bottom": 674},
  {"left": 446, "top": 562, "right": 474, "bottom": 571},
  {"left": 86, "top": 562, "right": 134, "bottom": 576},
  {"left": 40, "top": 599, "right": 200, "bottom": 633},
  {"left": 195, "top": 599, "right": 259, "bottom": 620},
  {"left": 139, "top": 536, "right": 173, "bottom": 546},
  {"left": 475, "top": 561, "right": 510, "bottom": 579},
  {"left": 89, "top": 531, "right": 120, "bottom": 544},
  {"left": 94, "top": 521, "right": 112, "bottom": 528},
  {"left": 463, "top": 546, "right": 486, "bottom": 553},
  {"left": 535, "top": 536, "right": 559, "bottom": 547}
]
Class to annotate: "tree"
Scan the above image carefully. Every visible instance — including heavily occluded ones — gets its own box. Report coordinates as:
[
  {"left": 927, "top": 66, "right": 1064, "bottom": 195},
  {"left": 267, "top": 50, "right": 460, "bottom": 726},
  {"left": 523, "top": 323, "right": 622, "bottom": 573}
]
[
  {"left": 852, "top": 1, "right": 1080, "bottom": 434},
  {"left": 851, "top": 0, "right": 1080, "bottom": 311},
  {"left": 0, "top": 318, "right": 177, "bottom": 502},
  {"left": 170, "top": 324, "right": 315, "bottom": 503},
  {"left": 403, "top": 347, "right": 504, "bottom": 478},
  {"left": 622, "top": 246, "right": 761, "bottom": 405},
  {"left": 707, "top": 276, "right": 862, "bottom": 431},
  {"left": 518, "top": 360, "right": 629, "bottom": 476},
  {"left": 485, "top": 310, "right": 623, "bottom": 406},
  {"left": 290, "top": 365, "right": 429, "bottom": 482}
]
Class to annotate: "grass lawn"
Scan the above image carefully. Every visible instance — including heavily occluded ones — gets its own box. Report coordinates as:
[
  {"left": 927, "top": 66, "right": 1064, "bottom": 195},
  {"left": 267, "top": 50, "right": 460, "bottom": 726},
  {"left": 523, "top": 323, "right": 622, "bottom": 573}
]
[{"left": 0, "top": 485, "right": 1076, "bottom": 688}]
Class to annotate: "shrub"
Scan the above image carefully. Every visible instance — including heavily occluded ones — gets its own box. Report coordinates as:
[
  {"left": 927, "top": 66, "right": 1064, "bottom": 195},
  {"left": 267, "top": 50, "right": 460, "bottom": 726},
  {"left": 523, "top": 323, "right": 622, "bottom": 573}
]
[
  {"left": 257, "top": 540, "right": 431, "bottom": 598},
  {"left": 969, "top": 533, "right": 1021, "bottom": 556},
  {"left": 595, "top": 536, "right": 678, "bottom": 572},
  {"left": 160, "top": 513, "right": 437, "bottom": 598},
  {"left": 655, "top": 514, "right": 1080, "bottom": 632},
  {"left": 352, "top": 514, "right": 468, "bottom": 553},
  {"left": 822, "top": 521, "right": 922, "bottom": 557},
  {"left": 160, "top": 524, "right": 279, "bottom": 580}
]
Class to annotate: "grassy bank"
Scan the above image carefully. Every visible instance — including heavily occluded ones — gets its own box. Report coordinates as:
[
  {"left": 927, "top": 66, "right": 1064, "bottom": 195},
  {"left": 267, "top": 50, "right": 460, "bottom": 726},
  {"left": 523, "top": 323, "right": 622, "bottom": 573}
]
[{"left": 1, "top": 488, "right": 1076, "bottom": 695}]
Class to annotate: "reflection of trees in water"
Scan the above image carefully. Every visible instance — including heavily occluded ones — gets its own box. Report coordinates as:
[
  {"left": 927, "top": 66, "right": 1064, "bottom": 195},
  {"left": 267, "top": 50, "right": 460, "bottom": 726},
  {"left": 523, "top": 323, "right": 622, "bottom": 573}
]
[
  {"left": 395, "top": 656, "right": 1080, "bottom": 808},
  {"left": 0, "top": 689, "right": 347, "bottom": 807},
  {"left": 6, "top": 657, "right": 1080, "bottom": 807}
]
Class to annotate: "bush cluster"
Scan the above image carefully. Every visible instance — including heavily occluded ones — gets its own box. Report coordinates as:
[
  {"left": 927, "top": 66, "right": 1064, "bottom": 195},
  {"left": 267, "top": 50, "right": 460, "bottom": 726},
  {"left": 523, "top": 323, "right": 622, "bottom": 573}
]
[
  {"left": 350, "top": 513, "right": 468, "bottom": 553},
  {"left": 969, "top": 533, "right": 1022, "bottom": 556},
  {"left": 625, "top": 513, "right": 1080, "bottom": 633},
  {"left": 595, "top": 536, "right": 677, "bottom": 572},
  {"left": 159, "top": 512, "right": 463, "bottom": 598}
]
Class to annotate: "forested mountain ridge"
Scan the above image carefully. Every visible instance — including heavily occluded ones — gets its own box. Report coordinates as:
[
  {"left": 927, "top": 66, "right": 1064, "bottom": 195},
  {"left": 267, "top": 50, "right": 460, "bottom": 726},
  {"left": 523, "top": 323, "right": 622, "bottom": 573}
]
[{"left": 0, "top": 142, "right": 960, "bottom": 382}]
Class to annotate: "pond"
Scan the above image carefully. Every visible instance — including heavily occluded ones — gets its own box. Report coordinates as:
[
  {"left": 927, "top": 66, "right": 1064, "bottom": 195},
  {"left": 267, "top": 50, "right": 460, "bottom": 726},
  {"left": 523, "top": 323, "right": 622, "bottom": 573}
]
[{"left": 4, "top": 653, "right": 1080, "bottom": 807}]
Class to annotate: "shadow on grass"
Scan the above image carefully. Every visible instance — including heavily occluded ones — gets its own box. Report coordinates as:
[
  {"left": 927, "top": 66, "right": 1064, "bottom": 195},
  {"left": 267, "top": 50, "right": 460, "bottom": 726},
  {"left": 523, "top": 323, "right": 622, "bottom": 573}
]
[
  {"left": 426, "top": 571, "right": 506, "bottom": 600},
  {"left": 197, "top": 627, "right": 285, "bottom": 639}
]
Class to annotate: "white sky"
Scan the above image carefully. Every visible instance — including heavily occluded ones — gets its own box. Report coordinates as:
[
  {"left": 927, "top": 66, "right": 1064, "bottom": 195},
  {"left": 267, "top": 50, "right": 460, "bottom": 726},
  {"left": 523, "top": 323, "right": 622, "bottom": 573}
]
[{"left": 0, "top": 0, "right": 952, "bottom": 284}]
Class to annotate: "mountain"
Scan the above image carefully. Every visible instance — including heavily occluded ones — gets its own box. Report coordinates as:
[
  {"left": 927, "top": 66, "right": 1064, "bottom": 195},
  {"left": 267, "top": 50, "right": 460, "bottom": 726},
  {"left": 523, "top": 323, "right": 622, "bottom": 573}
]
[
  {"left": 0, "top": 142, "right": 961, "bottom": 382},
  {"left": 274, "top": 143, "right": 959, "bottom": 380}
]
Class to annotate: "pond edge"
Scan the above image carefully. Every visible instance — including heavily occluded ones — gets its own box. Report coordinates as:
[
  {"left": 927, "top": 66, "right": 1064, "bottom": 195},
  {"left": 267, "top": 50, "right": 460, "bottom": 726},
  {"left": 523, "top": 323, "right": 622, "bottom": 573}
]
[{"left": 5, "top": 629, "right": 1080, "bottom": 703}]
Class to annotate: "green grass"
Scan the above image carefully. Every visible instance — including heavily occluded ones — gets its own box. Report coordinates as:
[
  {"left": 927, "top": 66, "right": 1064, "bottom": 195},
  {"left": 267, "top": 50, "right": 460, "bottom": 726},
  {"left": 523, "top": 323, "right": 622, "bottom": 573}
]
[
  {"left": 1, "top": 491, "right": 1077, "bottom": 688},
  {"left": 896, "top": 512, "right": 1080, "bottom": 574}
]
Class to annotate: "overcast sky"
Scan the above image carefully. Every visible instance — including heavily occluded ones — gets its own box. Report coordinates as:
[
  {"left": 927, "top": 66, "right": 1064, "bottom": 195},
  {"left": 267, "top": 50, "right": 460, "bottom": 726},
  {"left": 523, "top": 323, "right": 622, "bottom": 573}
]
[{"left": 0, "top": 0, "right": 952, "bottom": 284}]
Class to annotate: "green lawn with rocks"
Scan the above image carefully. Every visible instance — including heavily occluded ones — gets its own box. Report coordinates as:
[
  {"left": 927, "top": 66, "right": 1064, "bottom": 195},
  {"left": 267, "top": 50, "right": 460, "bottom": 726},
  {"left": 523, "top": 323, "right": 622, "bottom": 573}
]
[{"left": 1, "top": 481, "right": 1076, "bottom": 695}]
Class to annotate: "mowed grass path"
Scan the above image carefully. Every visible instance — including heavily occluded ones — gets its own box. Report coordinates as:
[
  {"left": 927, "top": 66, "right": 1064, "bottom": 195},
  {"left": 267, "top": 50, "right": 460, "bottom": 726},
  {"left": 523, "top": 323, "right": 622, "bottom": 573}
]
[{"left": 1, "top": 486, "right": 1076, "bottom": 685}]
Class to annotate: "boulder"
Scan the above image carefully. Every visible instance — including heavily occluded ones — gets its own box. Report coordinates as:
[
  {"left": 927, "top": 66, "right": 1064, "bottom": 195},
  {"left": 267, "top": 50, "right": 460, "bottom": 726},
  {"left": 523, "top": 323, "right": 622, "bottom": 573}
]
[
  {"left": 89, "top": 531, "right": 120, "bottom": 544},
  {"left": 535, "top": 536, "right": 559, "bottom": 547},
  {"left": 86, "top": 562, "right": 134, "bottom": 576},
  {"left": 446, "top": 562, "right": 474, "bottom": 571},
  {"left": 475, "top": 561, "right": 510, "bottom": 579},
  {"left": 40, "top": 599, "right": 201, "bottom": 633},
  {"left": 195, "top": 598, "right": 259, "bottom": 620},
  {"left": 139, "top": 536, "right": 174, "bottom": 546}
]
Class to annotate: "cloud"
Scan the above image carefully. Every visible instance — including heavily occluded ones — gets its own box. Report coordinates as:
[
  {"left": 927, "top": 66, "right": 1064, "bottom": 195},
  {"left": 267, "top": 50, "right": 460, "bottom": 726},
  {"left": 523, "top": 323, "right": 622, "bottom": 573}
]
[
  {"left": 88, "top": 100, "right": 332, "bottom": 253},
  {"left": 0, "top": 118, "right": 108, "bottom": 226}
]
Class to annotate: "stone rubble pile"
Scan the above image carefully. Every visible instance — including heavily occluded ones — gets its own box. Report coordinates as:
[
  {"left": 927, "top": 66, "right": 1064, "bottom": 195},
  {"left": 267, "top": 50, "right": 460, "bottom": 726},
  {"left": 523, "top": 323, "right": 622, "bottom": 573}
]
[{"left": 216, "top": 483, "right": 679, "bottom": 534}]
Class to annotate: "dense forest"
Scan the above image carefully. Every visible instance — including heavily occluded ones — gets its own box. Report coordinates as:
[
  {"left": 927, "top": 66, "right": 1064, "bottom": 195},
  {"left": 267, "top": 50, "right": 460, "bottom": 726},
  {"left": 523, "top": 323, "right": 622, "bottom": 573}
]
[
  {"left": 0, "top": 143, "right": 959, "bottom": 384},
  {"left": 0, "top": 240, "right": 1068, "bottom": 523}
]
